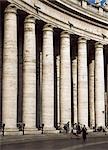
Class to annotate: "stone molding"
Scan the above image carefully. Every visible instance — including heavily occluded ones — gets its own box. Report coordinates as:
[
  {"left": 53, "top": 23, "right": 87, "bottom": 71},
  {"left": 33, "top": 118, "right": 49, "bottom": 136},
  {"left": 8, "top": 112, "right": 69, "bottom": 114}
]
[
  {"left": 95, "top": 42, "right": 103, "bottom": 49},
  {"left": 43, "top": 24, "right": 54, "bottom": 32},
  {"left": 24, "top": 15, "right": 36, "bottom": 24},
  {"left": 4, "top": 4, "right": 17, "bottom": 14},
  {"left": 6, "top": 0, "right": 108, "bottom": 45},
  {"left": 78, "top": 37, "right": 87, "bottom": 44},
  {"left": 60, "top": 31, "right": 70, "bottom": 38}
]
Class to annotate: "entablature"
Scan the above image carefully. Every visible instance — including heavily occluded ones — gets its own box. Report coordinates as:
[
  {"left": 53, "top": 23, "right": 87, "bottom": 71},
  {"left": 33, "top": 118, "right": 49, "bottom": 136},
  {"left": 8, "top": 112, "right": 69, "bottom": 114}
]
[{"left": 5, "top": 0, "right": 108, "bottom": 44}]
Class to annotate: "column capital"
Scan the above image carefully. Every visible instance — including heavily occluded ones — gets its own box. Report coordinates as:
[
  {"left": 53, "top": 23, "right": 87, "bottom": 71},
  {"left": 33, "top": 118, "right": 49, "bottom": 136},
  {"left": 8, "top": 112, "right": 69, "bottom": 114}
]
[
  {"left": 43, "top": 24, "right": 53, "bottom": 32},
  {"left": 95, "top": 42, "right": 103, "bottom": 49},
  {"left": 4, "top": 4, "right": 17, "bottom": 14},
  {"left": 24, "top": 15, "right": 36, "bottom": 24},
  {"left": 60, "top": 31, "right": 70, "bottom": 38},
  {"left": 78, "top": 37, "right": 87, "bottom": 44}
]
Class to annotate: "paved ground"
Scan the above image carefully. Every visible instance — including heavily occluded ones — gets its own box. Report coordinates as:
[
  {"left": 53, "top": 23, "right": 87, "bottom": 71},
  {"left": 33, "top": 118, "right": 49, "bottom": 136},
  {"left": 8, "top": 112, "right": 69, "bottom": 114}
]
[
  {"left": 73, "top": 142, "right": 108, "bottom": 150},
  {"left": 2, "top": 138, "right": 108, "bottom": 150},
  {"left": 0, "top": 131, "right": 108, "bottom": 150}
]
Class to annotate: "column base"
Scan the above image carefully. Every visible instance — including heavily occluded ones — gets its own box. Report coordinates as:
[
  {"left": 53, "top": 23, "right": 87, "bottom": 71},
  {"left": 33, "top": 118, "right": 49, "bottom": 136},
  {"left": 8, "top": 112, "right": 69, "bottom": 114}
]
[
  {"left": 24, "top": 128, "right": 41, "bottom": 135},
  {"left": 87, "top": 128, "right": 93, "bottom": 133},
  {"left": 3, "top": 128, "right": 42, "bottom": 135},
  {"left": 3, "top": 128, "right": 20, "bottom": 135},
  {"left": 42, "top": 127, "right": 59, "bottom": 134}
]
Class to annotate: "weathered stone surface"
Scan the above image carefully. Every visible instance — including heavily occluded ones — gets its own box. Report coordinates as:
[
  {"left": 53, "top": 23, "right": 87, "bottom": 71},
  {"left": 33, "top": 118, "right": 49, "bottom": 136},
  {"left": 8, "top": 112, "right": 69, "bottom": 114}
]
[
  {"left": 23, "top": 15, "right": 36, "bottom": 129},
  {"left": 72, "top": 57, "right": 78, "bottom": 124},
  {"left": 78, "top": 37, "right": 88, "bottom": 127},
  {"left": 2, "top": 5, "right": 17, "bottom": 129},
  {"left": 42, "top": 24, "right": 54, "bottom": 129},
  {"left": 95, "top": 42, "right": 105, "bottom": 127},
  {"left": 89, "top": 60, "right": 95, "bottom": 127},
  {"left": 0, "top": 0, "right": 107, "bottom": 134},
  {"left": 60, "top": 31, "right": 71, "bottom": 125}
]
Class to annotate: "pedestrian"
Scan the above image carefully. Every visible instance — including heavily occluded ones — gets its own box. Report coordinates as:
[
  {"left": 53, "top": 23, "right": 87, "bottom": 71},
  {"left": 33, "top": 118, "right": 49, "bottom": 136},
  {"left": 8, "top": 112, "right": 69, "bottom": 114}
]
[
  {"left": 77, "top": 122, "right": 81, "bottom": 134},
  {"left": 64, "top": 121, "right": 69, "bottom": 133},
  {"left": 82, "top": 125, "right": 87, "bottom": 142},
  {"left": 72, "top": 123, "right": 77, "bottom": 136}
]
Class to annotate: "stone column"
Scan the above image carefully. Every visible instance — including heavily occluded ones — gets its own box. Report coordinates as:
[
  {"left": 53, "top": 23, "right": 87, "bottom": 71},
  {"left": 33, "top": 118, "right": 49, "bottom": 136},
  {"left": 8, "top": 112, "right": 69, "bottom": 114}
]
[
  {"left": 0, "top": 4, "right": 2, "bottom": 122},
  {"left": 78, "top": 37, "right": 88, "bottom": 127},
  {"left": 56, "top": 55, "right": 60, "bottom": 125},
  {"left": 23, "top": 15, "right": 36, "bottom": 130},
  {"left": 105, "top": 92, "right": 107, "bottom": 126},
  {"left": 2, "top": 5, "right": 18, "bottom": 131},
  {"left": 72, "top": 57, "right": 78, "bottom": 124},
  {"left": 39, "top": 51, "right": 42, "bottom": 125},
  {"left": 42, "top": 24, "right": 54, "bottom": 130},
  {"left": 106, "top": 62, "right": 108, "bottom": 123},
  {"left": 60, "top": 31, "right": 71, "bottom": 125},
  {"left": 89, "top": 59, "right": 95, "bottom": 128},
  {"left": 107, "top": 62, "right": 108, "bottom": 124},
  {"left": 95, "top": 42, "right": 105, "bottom": 127},
  {"left": 107, "top": 58, "right": 108, "bottom": 92}
]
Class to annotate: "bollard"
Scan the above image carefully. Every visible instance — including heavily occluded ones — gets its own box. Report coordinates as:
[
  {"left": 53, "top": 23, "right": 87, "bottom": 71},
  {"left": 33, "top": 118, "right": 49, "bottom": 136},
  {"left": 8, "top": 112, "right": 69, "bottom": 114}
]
[
  {"left": 41, "top": 123, "right": 44, "bottom": 134},
  {"left": 0, "top": 122, "right": 5, "bottom": 136},
  {"left": 2, "top": 123, "right": 5, "bottom": 136},
  {"left": 22, "top": 123, "right": 25, "bottom": 135}
]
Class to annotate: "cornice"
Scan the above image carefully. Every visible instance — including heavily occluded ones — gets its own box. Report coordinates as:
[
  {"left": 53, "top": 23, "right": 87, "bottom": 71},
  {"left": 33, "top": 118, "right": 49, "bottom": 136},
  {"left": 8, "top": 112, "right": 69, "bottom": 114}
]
[
  {"left": 6, "top": 0, "right": 108, "bottom": 44},
  {"left": 7, "top": 0, "right": 108, "bottom": 27},
  {"left": 44, "top": 0, "right": 108, "bottom": 26}
]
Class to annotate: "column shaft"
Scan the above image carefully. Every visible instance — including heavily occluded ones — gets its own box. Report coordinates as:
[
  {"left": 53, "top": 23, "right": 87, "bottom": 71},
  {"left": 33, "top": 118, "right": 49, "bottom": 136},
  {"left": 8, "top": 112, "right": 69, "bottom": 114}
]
[
  {"left": 40, "top": 51, "right": 42, "bottom": 125},
  {"left": 95, "top": 42, "right": 105, "bottom": 127},
  {"left": 2, "top": 5, "right": 17, "bottom": 129},
  {"left": 106, "top": 62, "right": 108, "bottom": 122},
  {"left": 23, "top": 16, "right": 36, "bottom": 129},
  {"left": 56, "top": 56, "right": 60, "bottom": 124},
  {"left": 89, "top": 60, "right": 95, "bottom": 127},
  {"left": 78, "top": 37, "right": 88, "bottom": 126},
  {"left": 42, "top": 24, "right": 54, "bottom": 129},
  {"left": 60, "top": 31, "right": 71, "bottom": 125},
  {"left": 0, "top": 5, "right": 2, "bottom": 122},
  {"left": 72, "top": 58, "right": 78, "bottom": 124}
]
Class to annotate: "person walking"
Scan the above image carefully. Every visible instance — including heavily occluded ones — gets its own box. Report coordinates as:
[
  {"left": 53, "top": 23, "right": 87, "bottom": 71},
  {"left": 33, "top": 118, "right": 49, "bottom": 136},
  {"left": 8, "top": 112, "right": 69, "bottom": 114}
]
[
  {"left": 82, "top": 125, "right": 87, "bottom": 142},
  {"left": 64, "top": 121, "right": 70, "bottom": 133}
]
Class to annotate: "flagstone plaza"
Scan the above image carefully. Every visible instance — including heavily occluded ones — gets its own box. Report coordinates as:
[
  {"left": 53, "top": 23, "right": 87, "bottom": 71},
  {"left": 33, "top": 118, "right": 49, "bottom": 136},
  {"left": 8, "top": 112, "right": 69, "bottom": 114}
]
[{"left": 0, "top": 0, "right": 108, "bottom": 135}]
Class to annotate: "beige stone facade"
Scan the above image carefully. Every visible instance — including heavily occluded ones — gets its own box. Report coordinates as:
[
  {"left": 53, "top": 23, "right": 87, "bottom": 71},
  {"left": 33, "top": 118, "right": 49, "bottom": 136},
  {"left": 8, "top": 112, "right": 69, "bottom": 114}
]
[{"left": 0, "top": 0, "right": 108, "bottom": 134}]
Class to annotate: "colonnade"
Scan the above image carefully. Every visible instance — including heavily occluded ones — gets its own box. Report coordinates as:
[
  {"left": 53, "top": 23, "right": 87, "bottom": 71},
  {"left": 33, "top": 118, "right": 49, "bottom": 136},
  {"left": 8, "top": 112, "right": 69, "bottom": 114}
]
[{"left": 0, "top": 4, "right": 106, "bottom": 134}]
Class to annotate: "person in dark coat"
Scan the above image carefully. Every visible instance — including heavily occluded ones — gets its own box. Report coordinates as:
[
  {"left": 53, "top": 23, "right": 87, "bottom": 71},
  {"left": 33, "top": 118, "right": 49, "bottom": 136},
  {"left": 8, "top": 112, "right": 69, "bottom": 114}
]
[
  {"left": 77, "top": 122, "right": 81, "bottom": 134},
  {"left": 64, "top": 121, "right": 70, "bottom": 133},
  {"left": 82, "top": 125, "right": 87, "bottom": 142}
]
